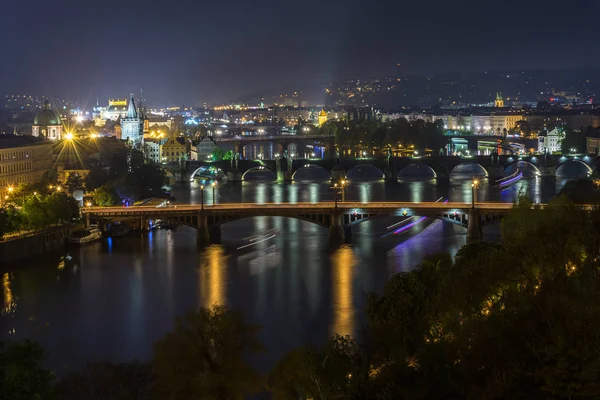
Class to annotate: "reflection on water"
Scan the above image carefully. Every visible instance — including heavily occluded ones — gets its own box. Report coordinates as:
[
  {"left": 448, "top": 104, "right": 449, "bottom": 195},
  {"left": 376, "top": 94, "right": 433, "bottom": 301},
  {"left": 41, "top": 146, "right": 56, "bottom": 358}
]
[
  {"left": 331, "top": 246, "right": 355, "bottom": 337},
  {"left": 5, "top": 168, "right": 577, "bottom": 373},
  {"left": 3, "top": 272, "right": 14, "bottom": 316},
  {"left": 200, "top": 245, "right": 227, "bottom": 308}
]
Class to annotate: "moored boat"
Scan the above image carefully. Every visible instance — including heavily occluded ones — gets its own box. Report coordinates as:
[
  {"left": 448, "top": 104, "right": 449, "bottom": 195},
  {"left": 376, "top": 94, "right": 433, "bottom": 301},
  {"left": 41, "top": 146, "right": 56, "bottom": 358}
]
[{"left": 69, "top": 226, "right": 103, "bottom": 245}]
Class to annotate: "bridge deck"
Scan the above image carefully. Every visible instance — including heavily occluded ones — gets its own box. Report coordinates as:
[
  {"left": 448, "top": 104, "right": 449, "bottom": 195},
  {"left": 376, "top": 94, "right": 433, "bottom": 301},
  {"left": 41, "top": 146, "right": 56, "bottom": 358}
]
[{"left": 83, "top": 201, "right": 516, "bottom": 216}]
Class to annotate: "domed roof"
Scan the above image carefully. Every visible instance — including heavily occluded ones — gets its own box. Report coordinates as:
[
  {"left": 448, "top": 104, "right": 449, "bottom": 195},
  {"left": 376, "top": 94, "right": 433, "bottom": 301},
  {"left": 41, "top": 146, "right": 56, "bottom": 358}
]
[{"left": 33, "top": 100, "right": 62, "bottom": 126}]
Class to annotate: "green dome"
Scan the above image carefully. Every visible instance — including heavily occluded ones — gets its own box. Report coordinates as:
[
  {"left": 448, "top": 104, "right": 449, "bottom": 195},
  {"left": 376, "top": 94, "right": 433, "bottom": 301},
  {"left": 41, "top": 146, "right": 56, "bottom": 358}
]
[{"left": 33, "top": 100, "right": 62, "bottom": 126}]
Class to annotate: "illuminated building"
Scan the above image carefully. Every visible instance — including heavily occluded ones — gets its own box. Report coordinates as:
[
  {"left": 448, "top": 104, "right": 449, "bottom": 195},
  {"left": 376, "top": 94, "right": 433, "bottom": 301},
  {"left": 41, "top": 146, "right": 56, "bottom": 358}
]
[
  {"left": 120, "top": 94, "right": 144, "bottom": 148},
  {"left": 0, "top": 136, "right": 53, "bottom": 200},
  {"left": 160, "top": 133, "right": 187, "bottom": 163},
  {"left": 538, "top": 128, "right": 564, "bottom": 153},
  {"left": 191, "top": 136, "right": 218, "bottom": 161},
  {"left": 495, "top": 92, "right": 504, "bottom": 108},
  {"left": 31, "top": 100, "right": 63, "bottom": 140},
  {"left": 318, "top": 109, "right": 328, "bottom": 126},
  {"left": 144, "top": 138, "right": 167, "bottom": 163},
  {"left": 100, "top": 99, "right": 129, "bottom": 121}
]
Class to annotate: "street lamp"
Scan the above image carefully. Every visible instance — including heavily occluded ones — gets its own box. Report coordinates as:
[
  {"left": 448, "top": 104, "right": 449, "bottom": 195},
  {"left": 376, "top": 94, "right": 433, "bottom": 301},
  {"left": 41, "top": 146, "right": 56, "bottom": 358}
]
[
  {"left": 340, "top": 179, "right": 346, "bottom": 202},
  {"left": 86, "top": 202, "right": 92, "bottom": 207},
  {"left": 333, "top": 183, "right": 339, "bottom": 209},
  {"left": 56, "top": 186, "right": 61, "bottom": 192},
  {"left": 471, "top": 179, "right": 479, "bottom": 208},
  {"left": 212, "top": 181, "right": 217, "bottom": 206},
  {"left": 200, "top": 185, "right": 204, "bottom": 210}
]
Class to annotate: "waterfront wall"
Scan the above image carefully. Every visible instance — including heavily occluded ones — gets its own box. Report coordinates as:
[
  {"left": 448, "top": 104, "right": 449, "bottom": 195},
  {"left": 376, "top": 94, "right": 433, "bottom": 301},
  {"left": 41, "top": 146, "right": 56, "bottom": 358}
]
[{"left": 0, "top": 225, "right": 81, "bottom": 267}]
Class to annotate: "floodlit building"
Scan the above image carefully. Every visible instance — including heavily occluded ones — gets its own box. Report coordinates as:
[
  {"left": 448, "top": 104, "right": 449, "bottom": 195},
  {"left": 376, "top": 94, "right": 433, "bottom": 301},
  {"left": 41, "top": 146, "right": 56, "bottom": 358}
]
[
  {"left": 0, "top": 136, "right": 53, "bottom": 200},
  {"left": 538, "top": 128, "right": 564, "bottom": 153},
  {"left": 31, "top": 100, "right": 63, "bottom": 140},
  {"left": 160, "top": 133, "right": 187, "bottom": 163},
  {"left": 121, "top": 94, "right": 144, "bottom": 148},
  {"left": 318, "top": 109, "right": 328, "bottom": 126},
  {"left": 101, "top": 99, "right": 129, "bottom": 121},
  {"left": 144, "top": 138, "right": 167, "bottom": 163},
  {"left": 191, "top": 136, "right": 218, "bottom": 161}
]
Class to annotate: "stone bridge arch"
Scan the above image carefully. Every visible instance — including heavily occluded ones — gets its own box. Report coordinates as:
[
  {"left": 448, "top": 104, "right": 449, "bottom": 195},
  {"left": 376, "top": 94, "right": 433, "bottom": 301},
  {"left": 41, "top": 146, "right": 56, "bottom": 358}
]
[
  {"left": 397, "top": 163, "right": 437, "bottom": 179},
  {"left": 240, "top": 165, "right": 277, "bottom": 180},
  {"left": 291, "top": 163, "right": 331, "bottom": 180},
  {"left": 449, "top": 162, "right": 489, "bottom": 178}
]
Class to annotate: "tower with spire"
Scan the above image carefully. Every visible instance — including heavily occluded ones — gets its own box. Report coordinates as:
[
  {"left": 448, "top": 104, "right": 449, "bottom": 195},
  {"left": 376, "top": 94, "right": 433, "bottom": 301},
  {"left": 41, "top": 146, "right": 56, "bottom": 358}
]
[
  {"left": 121, "top": 93, "right": 143, "bottom": 148},
  {"left": 495, "top": 92, "right": 504, "bottom": 108}
]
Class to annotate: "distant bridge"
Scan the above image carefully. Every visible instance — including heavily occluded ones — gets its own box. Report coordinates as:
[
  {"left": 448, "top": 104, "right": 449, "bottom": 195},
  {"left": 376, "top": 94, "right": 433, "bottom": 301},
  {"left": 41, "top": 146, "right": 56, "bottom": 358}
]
[
  {"left": 174, "top": 153, "right": 599, "bottom": 182},
  {"left": 83, "top": 201, "right": 518, "bottom": 246}
]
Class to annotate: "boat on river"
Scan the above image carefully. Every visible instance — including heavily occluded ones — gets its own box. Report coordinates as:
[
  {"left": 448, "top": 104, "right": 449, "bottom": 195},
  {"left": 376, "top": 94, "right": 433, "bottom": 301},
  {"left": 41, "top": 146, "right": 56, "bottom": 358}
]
[{"left": 68, "top": 226, "right": 103, "bottom": 245}]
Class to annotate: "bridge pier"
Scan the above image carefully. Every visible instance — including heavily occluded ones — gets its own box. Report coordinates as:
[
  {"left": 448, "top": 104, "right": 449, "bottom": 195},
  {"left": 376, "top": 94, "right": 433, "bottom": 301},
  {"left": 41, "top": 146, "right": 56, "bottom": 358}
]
[
  {"left": 197, "top": 213, "right": 211, "bottom": 248},
  {"left": 384, "top": 166, "right": 398, "bottom": 182},
  {"left": 466, "top": 208, "right": 482, "bottom": 242},
  {"left": 329, "top": 210, "right": 346, "bottom": 248},
  {"left": 85, "top": 213, "right": 90, "bottom": 229},
  {"left": 277, "top": 170, "right": 292, "bottom": 182},
  {"left": 226, "top": 171, "right": 243, "bottom": 182}
]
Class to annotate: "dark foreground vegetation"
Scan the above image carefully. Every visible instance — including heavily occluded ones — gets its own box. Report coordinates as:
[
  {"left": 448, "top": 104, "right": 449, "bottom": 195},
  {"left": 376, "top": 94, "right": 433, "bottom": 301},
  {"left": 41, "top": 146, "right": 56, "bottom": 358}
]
[{"left": 3, "top": 196, "right": 600, "bottom": 399}]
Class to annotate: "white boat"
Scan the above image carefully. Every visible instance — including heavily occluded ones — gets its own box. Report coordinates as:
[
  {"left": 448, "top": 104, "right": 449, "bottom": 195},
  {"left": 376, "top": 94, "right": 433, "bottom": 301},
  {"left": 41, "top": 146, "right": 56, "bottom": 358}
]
[{"left": 69, "top": 226, "right": 103, "bottom": 245}]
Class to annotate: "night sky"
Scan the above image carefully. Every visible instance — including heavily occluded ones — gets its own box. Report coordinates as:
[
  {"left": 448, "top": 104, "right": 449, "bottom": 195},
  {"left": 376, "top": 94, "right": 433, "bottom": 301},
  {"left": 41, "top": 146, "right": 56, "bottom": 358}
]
[{"left": 2, "top": 0, "right": 599, "bottom": 106}]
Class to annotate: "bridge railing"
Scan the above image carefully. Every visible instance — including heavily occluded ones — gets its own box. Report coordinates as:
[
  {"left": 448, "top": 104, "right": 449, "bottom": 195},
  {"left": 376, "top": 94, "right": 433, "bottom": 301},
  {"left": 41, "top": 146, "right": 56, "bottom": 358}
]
[{"left": 82, "top": 201, "right": 518, "bottom": 214}]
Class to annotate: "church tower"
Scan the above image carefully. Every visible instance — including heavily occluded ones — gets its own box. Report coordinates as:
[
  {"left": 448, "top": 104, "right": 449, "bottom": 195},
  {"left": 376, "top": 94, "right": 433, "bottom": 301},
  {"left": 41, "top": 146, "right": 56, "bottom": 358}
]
[
  {"left": 495, "top": 92, "right": 504, "bottom": 108},
  {"left": 121, "top": 93, "right": 143, "bottom": 148},
  {"left": 318, "top": 109, "right": 328, "bottom": 126}
]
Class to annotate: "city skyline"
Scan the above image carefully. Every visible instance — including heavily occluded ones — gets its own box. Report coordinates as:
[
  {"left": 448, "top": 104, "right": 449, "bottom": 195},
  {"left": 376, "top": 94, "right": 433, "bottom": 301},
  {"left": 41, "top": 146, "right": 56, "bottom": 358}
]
[{"left": 2, "top": 0, "right": 600, "bottom": 106}]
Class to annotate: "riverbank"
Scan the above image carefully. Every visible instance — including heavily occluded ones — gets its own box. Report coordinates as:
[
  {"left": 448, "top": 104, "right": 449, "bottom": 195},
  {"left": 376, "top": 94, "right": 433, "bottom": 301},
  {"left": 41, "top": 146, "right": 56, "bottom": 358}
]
[{"left": 0, "top": 224, "right": 82, "bottom": 268}]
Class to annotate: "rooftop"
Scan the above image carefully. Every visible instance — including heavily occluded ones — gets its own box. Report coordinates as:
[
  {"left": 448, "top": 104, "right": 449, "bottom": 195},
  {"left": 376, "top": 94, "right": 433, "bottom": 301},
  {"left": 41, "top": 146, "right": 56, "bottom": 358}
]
[{"left": 0, "top": 134, "right": 49, "bottom": 149}]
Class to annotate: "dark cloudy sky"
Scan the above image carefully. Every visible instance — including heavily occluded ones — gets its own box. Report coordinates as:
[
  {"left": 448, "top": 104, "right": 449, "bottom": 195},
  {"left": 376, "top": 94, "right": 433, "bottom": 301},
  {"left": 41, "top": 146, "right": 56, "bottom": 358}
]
[{"left": 1, "top": 0, "right": 599, "bottom": 106}]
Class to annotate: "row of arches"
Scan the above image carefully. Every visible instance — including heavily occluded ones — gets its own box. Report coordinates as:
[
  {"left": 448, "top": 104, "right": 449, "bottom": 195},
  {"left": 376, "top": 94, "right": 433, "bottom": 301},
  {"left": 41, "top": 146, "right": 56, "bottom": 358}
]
[{"left": 191, "top": 159, "right": 594, "bottom": 182}]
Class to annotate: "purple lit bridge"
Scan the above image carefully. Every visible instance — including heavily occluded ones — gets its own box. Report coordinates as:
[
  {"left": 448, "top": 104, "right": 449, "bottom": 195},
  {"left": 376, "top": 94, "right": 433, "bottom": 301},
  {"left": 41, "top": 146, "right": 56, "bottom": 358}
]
[{"left": 82, "top": 201, "right": 522, "bottom": 246}]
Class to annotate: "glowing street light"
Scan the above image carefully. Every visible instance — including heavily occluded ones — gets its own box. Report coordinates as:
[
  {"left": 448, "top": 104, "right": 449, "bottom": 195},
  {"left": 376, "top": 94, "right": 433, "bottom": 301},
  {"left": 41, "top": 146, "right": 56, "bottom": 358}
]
[
  {"left": 86, "top": 202, "right": 92, "bottom": 207},
  {"left": 471, "top": 179, "right": 479, "bottom": 208},
  {"left": 65, "top": 132, "right": 73, "bottom": 140},
  {"left": 200, "top": 185, "right": 205, "bottom": 210},
  {"left": 340, "top": 179, "right": 347, "bottom": 202},
  {"left": 8, "top": 186, "right": 14, "bottom": 193},
  {"left": 56, "top": 186, "right": 61, "bottom": 192}
]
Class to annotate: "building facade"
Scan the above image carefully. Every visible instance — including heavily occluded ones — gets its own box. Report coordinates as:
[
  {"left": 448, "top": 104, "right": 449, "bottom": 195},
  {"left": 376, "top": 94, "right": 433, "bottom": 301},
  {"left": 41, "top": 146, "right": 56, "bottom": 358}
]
[
  {"left": 538, "top": 128, "right": 564, "bottom": 153},
  {"left": 191, "top": 136, "right": 218, "bottom": 161},
  {"left": 31, "top": 100, "right": 63, "bottom": 140},
  {"left": 160, "top": 134, "right": 187, "bottom": 163},
  {"left": 100, "top": 99, "right": 129, "bottom": 121},
  {"left": 0, "top": 137, "right": 53, "bottom": 200},
  {"left": 143, "top": 138, "right": 166, "bottom": 163},
  {"left": 120, "top": 94, "right": 144, "bottom": 148},
  {"left": 586, "top": 137, "right": 600, "bottom": 154}
]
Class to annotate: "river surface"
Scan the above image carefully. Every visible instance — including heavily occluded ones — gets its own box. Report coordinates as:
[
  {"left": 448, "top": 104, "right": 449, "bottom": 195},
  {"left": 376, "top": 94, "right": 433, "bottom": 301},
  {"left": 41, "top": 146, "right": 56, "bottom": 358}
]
[{"left": 1, "top": 164, "right": 583, "bottom": 375}]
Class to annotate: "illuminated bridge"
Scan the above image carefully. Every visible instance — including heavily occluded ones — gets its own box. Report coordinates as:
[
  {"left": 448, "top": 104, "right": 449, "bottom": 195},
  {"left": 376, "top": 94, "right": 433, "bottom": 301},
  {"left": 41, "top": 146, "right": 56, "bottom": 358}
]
[{"left": 83, "top": 201, "right": 519, "bottom": 246}]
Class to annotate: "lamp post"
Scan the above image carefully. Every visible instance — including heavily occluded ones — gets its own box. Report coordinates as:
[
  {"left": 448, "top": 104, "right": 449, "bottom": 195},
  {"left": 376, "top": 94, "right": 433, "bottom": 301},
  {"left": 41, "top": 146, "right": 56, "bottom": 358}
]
[
  {"left": 212, "top": 181, "right": 217, "bottom": 206},
  {"left": 471, "top": 179, "right": 479, "bottom": 208},
  {"left": 340, "top": 179, "right": 346, "bottom": 202},
  {"left": 333, "top": 183, "right": 339, "bottom": 209},
  {"left": 200, "top": 185, "right": 204, "bottom": 210}
]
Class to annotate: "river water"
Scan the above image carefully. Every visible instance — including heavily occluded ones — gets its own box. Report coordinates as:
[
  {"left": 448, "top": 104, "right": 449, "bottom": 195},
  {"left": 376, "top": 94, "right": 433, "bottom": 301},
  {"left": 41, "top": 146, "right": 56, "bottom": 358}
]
[{"left": 1, "top": 163, "right": 585, "bottom": 375}]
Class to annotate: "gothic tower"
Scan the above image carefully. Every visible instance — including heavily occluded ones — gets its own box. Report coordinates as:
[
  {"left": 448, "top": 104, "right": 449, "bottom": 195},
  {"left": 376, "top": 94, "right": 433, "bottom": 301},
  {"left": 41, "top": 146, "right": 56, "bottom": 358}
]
[
  {"left": 495, "top": 92, "right": 504, "bottom": 108},
  {"left": 121, "top": 93, "right": 143, "bottom": 148}
]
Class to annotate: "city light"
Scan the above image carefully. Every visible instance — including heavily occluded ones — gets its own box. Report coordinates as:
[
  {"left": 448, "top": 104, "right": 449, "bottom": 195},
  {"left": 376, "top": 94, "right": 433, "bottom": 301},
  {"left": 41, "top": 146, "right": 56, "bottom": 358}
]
[
  {"left": 76, "top": 115, "right": 84, "bottom": 123},
  {"left": 65, "top": 132, "right": 73, "bottom": 140},
  {"left": 86, "top": 202, "right": 92, "bottom": 207},
  {"left": 8, "top": 186, "right": 14, "bottom": 193}
]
